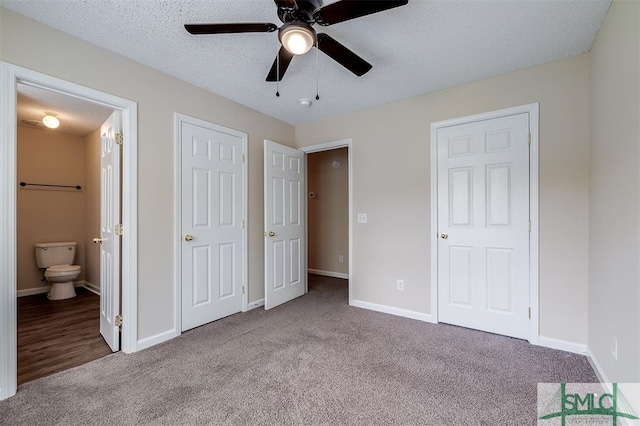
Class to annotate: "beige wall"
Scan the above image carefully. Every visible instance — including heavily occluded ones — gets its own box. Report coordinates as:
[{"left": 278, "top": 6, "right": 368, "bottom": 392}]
[
  {"left": 296, "top": 53, "right": 591, "bottom": 345},
  {"left": 84, "top": 128, "right": 101, "bottom": 290},
  {"left": 588, "top": 0, "right": 640, "bottom": 382},
  {"left": 1, "top": 8, "right": 295, "bottom": 340},
  {"left": 307, "top": 148, "right": 349, "bottom": 275},
  {"left": 16, "top": 125, "right": 87, "bottom": 291}
]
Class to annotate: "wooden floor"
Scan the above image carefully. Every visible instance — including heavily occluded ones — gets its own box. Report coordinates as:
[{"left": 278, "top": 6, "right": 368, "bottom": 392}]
[{"left": 17, "top": 288, "right": 113, "bottom": 385}]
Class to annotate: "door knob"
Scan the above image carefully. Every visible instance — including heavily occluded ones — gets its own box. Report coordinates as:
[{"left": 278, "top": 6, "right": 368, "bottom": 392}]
[
  {"left": 440, "top": 233, "right": 448, "bottom": 239},
  {"left": 268, "top": 231, "right": 275, "bottom": 237},
  {"left": 92, "top": 237, "right": 103, "bottom": 244},
  {"left": 184, "top": 234, "right": 194, "bottom": 242}
]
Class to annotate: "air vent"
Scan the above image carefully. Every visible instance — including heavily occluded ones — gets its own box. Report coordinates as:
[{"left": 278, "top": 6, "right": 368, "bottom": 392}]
[{"left": 21, "top": 119, "right": 42, "bottom": 127}]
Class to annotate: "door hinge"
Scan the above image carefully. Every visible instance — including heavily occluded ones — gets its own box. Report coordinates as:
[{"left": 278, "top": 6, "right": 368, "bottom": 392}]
[
  {"left": 241, "top": 219, "right": 245, "bottom": 229},
  {"left": 115, "top": 132, "right": 123, "bottom": 145},
  {"left": 241, "top": 154, "right": 245, "bottom": 163},
  {"left": 528, "top": 133, "right": 531, "bottom": 145},
  {"left": 528, "top": 220, "right": 531, "bottom": 232},
  {"left": 242, "top": 286, "right": 245, "bottom": 295},
  {"left": 115, "top": 224, "right": 123, "bottom": 236},
  {"left": 528, "top": 307, "right": 531, "bottom": 319},
  {"left": 115, "top": 314, "right": 123, "bottom": 327}
]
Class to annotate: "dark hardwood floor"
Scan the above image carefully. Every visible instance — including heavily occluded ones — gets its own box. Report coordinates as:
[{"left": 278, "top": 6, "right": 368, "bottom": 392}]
[{"left": 17, "top": 288, "right": 113, "bottom": 385}]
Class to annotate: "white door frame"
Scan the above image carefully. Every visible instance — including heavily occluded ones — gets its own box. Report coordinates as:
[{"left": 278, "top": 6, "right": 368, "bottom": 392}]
[
  {"left": 430, "top": 103, "right": 539, "bottom": 344},
  {"left": 300, "top": 139, "right": 353, "bottom": 304},
  {"left": 0, "top": 62, "right": 139, "bottom": 400},
  {"left": 173, "top": 113, "right": 248, "bottom": 334}
]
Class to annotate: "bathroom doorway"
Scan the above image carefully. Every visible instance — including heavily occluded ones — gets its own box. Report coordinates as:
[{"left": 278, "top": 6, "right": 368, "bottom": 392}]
[
  {"left": 1, "top": 63, "right": 139, "bottom": 400},
  {"left": 15, "top": 83, "right": 115, "bottom": 384}
]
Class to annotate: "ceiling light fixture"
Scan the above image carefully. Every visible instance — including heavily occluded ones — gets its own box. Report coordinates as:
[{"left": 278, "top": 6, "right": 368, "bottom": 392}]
[
  {"left": 279, "top": 22, "right": 316, "bottom": 55},
  {"left": 299, "top": 98, "right": 312, "bottom": 107},
  {"left": 42, "top": 113, "right": 60, "bottom": 129}
]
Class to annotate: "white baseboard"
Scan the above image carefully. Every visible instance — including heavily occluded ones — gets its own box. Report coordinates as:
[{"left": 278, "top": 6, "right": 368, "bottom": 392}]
[
  {"left": 136, "top": 329, "right": 179, "bottom": 351},
  {"left": 586, "top": 348, "right": 611, "bottom": 383},
  {"left": 247, "top": 299, "right": 264, "bottom": 310},
  {"left": 17, "top": 281, "right": 87, "bottom": 297},
  {"left": 17, "top": 285, "right": 50, "bottom": 297},
  {"left": 351, "top": 299, "right": 434, "bottom": 323},
  {"left": 308, "top": 269, "right": 349, "bottom": 279},
  {"left": 537, "top": 336, "right": 588, "bottom": 355},
  {"left": 81, "top": 281, "right": 100, "bottom": 296}
]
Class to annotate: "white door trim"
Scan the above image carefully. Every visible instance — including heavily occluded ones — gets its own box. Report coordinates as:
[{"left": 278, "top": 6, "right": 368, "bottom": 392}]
[
  {"left": 0, "top": 62, "right": 139, "bottom": 400},
  {"left": 430, "top": 103, "right": 539, "bottom": 344},
  {"left": 173, "top": 113, "right": 248, "bottom": 335},
  {"left": 299, "top": 139, "right": 353, "bottom": 305}
]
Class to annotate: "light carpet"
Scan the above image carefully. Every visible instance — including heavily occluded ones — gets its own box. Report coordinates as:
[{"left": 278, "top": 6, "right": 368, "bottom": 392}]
[{"left": 0, "top": 275, "right": 597, "bottom": 425}]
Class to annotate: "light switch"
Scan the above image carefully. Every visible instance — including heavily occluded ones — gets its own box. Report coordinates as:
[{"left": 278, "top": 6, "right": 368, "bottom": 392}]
[{"left": 357, "top": 213, "right": 367, "bottom": 224}]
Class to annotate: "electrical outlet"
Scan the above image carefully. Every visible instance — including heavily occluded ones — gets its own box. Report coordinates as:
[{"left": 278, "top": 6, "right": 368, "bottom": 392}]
[
  {"left": 338, "top": 255, "right": 344, "bottom": 263},
  {"left": 397, "top": 279, "right": 404, "bottom": 291},
  {"left": 357, "top": 213, "right": 368, "bottom": 224},
  {"left": 611, "top": 337, "right": 618, "bottom": 360}
]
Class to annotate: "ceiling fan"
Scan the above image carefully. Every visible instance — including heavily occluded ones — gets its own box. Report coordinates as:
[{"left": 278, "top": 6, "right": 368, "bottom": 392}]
[{"left": 185, "top": 0, "right": 409, "bottom": 82}]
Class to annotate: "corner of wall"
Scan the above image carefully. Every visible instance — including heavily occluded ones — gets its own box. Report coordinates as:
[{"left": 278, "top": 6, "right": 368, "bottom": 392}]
[{"left": 587, "top": 0, "right": 640, "bottom": 383}]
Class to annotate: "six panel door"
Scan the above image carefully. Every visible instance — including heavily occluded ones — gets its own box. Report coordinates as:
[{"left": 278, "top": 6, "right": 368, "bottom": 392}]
[
  {"left": 264, "top": 140, "right": 306, "bottom": 310},
  {"left": 181, "top": 121, "right": 245, "bottom": 331},
  {"left": 99, "top": 111, "right": 121, "bottom": 352},
  {"left": 437, "top": 113, "right": 530, "bottom": 339}
]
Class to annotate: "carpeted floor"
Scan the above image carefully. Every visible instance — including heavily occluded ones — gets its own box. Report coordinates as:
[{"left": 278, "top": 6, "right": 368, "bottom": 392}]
[{"left": 0, "top": 275, "right": 597, "bottom": 425}]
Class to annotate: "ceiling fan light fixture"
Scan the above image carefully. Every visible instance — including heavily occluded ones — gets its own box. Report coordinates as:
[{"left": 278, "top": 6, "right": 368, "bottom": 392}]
[
  {"left": 279, "top": 22, "right": 316, "bottom": 55},
  {"left": 42, "top": 113, "right": 60, "bottom": 129}
]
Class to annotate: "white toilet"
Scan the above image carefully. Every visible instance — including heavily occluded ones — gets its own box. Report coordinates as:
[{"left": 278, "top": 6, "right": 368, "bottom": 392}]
[{"left": 34, "top": 242, "right": 82, "bottom": 300}]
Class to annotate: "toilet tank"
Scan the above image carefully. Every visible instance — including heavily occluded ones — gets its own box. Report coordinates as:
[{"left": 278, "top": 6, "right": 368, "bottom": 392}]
[{"left": 34, "top": 242, "right": 77, "bottom": 268}]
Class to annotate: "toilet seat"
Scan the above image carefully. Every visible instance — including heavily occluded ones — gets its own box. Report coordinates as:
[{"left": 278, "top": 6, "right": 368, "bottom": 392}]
[{"left": 45, "top": 264, "right": 81, "bottom": 278}]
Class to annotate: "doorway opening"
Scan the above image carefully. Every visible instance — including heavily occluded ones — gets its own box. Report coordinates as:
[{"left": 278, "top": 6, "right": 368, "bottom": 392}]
[
  {"left": 301, "top": 139, "right": 353, "bottom": 304},
  {"left": 0, "top": 62, "right": 138, "bottom": 400},
  {"left": 15, "top": 83, "right": 115, "bottom": 384}
]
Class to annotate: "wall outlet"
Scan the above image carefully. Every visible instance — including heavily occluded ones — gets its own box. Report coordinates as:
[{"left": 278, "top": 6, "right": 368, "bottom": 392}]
[
  {"left": 611, "top": 336, "right": 618, "bottom": 360},
  {"left": 397, "top": 279, "right": 404, "bottom": 291},
  {"left": 338, "top": 255, "right": 344, "bottom": 263},
  {"left": 357, "top": 213, "right": 368, "bottom": 224}
]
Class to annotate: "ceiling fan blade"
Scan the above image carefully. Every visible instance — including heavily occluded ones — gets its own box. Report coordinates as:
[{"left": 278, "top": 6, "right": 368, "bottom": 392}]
[
  {"left": 185, "top": 23, "right": 277, "bottom": 35},
  {"left": 274, "top": 0, "right": 297, "bottom": 9},
  {"left": 266, "top": 46, "right": 295, "bottom": 82},
  {"left": 314, "top": 0, "right": 408, "bottom": 26},
  {"left": 317, "top": 33, "right": 372, "bottom": 77}
]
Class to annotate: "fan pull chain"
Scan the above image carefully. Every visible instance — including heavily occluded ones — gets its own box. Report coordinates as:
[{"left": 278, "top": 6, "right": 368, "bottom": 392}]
[
  {"left": 315, "top": 44, "right": 320, "bottom": 101},
  {"left": 276, "top": 44, "right": 280, "bottom": 97}
]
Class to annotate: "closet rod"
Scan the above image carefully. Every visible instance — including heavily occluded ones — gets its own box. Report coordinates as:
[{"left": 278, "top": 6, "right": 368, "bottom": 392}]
[{"left": 19, "top": 181, "right": 82, "bottom": 190}]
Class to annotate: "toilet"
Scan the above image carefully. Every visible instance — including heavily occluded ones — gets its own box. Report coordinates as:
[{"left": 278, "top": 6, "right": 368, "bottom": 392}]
[{"left": 34, "top": 242, "right": 82, "bottom": 300}]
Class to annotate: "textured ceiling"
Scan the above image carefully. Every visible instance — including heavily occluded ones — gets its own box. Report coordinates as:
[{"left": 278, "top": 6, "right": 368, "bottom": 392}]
[
  {"left": 17, "top": 83, "right": 114, "bottom": 137},
  {"left": 2, "top": 0, "right": 611, "bottom": 126}
]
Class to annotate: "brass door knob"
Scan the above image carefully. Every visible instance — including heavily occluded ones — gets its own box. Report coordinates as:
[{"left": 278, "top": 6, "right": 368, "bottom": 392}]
[
  {"left": 440, "top": 233, "right": 448, "bottom": 239},
  {"left": 185, "top": 234, "right": 194, "bottom": 242},
  {"left": 268, "top": 231, "right": 275, "bottom": 237},
  {"left": 92, "top": 237, "right": 103, "bottom": 244}
]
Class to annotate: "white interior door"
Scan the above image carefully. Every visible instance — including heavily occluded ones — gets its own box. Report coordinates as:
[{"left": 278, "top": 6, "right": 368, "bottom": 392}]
[
  {"left": 181, "top": 120, "right": 245, "bottom": 332},
  {"left": 99, "top": 111, "right": 121, "bottom": 352},
  {"left": 437, "top": 113, "right": 530, "bottom": 339},
  {"left": 264, "top": 140, "right": 306, "bottom": 310}
]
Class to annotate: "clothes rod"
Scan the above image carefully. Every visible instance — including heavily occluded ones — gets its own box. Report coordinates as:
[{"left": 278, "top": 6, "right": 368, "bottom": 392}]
[{"left": 19, "top": 182, "right": 82, "bottom": 190}]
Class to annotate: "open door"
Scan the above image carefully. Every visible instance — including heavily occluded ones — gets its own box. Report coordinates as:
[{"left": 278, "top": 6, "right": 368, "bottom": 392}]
[
  {"left": 264, "top": 140, "right": 306, "bottom": 309},
  {"left": 97, "top": 111, "right": 121, "bottom": 351}
]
